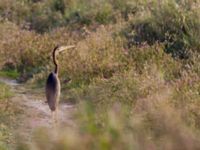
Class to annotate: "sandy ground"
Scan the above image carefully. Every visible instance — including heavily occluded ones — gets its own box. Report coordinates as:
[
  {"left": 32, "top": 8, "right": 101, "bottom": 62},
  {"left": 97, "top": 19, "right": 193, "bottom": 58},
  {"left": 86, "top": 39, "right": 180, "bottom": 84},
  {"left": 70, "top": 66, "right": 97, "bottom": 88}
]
[{"left": 0, "top": 78, "right": 76, "bottom": 148}]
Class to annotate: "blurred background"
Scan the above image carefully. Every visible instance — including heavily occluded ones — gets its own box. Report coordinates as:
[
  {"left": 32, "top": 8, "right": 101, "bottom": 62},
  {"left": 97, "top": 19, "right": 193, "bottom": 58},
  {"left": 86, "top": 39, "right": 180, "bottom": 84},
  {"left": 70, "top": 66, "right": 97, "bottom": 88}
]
[{"left": 0, "top": 0, "right": 200, "bottom": 150}]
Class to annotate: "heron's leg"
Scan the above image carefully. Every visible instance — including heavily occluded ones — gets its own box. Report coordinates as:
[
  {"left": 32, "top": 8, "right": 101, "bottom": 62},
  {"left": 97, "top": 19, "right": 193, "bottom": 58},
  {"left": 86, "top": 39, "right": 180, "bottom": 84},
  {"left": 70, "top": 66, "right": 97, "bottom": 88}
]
[
  {"left": 51, "top": 111, "right": 58, "bottom": 129},
  {"left": 51, "top": 111, "right": 55, "bottom": 123},
  {"left": 55, "top": 107, "right": 59, "bottom": 123}
]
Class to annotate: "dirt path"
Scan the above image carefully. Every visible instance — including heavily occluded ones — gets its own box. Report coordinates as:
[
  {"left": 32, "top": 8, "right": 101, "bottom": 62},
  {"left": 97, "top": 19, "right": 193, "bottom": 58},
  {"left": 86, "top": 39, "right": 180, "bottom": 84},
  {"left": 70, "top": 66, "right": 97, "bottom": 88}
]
[{"left": 0, "top": 78, "right": 76, "bottom": 148}]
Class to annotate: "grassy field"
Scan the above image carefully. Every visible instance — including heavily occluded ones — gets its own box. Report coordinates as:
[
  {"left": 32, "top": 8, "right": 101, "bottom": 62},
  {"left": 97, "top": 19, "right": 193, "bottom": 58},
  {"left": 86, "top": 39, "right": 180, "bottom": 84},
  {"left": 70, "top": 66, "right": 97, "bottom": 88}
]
[
  {"left": 0, "top": 82, "right": 15, "bottom": 150},
  {"left": 0, "top": 0, "right": 200, "bottom": 149}
]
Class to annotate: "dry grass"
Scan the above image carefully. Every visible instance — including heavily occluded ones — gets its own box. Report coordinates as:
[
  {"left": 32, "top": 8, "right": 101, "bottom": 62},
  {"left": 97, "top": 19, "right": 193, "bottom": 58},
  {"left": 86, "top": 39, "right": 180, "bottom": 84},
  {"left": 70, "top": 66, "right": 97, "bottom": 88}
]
[{"left": 0, "top": 0, "right": 200, "bottom": 150}]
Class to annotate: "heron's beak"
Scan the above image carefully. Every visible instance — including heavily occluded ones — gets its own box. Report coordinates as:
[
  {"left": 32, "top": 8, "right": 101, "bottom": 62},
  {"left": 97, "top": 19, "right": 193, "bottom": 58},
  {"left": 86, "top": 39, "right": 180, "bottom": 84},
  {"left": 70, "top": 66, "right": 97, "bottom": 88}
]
[{"left": 58, "top": 45, "right": 75, "bottom": 53}]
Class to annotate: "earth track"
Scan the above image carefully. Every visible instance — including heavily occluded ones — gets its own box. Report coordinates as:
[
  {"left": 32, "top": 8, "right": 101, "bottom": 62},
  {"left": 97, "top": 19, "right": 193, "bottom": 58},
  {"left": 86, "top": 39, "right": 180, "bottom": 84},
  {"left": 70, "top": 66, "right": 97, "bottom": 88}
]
[{"left": 0, "top": 78, "right": 76, "bottom": 148}]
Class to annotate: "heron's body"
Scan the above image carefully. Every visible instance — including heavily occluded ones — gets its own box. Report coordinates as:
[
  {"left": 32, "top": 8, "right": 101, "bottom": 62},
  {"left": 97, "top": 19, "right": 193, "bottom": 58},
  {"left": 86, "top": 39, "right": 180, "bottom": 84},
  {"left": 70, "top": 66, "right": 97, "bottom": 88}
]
[
  {"left": 45, "top": 45, "right": 75, "bottom": 122},
  {"left": 46, "top": 72, "right": 60, "bottom": 111},
  {"left": 46, "top": 46, "right": 60, "bottom": 114}
]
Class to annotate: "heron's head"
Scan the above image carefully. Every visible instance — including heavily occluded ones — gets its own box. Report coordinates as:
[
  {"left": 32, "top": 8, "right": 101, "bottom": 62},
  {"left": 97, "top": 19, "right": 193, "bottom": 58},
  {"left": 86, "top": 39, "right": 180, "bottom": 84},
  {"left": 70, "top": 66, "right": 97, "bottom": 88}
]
[{"left": 53, "top": 45, "right": 75, "bottom": 56}]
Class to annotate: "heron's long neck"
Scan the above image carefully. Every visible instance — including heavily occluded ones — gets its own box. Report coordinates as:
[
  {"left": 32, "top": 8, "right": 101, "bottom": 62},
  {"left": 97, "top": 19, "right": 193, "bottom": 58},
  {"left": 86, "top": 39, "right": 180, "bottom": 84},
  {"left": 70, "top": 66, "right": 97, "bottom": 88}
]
[{"left": 53, "top": 50, "right": 58, "bottom": 74}]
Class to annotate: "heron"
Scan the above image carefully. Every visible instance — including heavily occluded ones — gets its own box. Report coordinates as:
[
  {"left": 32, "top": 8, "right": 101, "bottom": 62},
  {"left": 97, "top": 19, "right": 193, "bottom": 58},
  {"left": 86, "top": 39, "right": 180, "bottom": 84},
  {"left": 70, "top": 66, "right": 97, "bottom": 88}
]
[{"left": 46, "top": 45, "right": 75, "bottom": 122}]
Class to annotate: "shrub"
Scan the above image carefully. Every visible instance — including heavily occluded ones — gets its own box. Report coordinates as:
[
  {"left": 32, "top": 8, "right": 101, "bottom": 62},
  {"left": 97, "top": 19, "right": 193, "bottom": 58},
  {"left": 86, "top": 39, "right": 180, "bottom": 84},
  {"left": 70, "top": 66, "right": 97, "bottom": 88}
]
[
  {"left": 0, "top": 22, "right": 75, "bottom": 81},
  {"left": 60, "top": 26, "right": 125, "bottom": 86},
  {"left": 125, "top": 0, "right": 200, "bottom": 58},
  {"left": 95, "top": 3, "right": 114, "bottom": 24}
]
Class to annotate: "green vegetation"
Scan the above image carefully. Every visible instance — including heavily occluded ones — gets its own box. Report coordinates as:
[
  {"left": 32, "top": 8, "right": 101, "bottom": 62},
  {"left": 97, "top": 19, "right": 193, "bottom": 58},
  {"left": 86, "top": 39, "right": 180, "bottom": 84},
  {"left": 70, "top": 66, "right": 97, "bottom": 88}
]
[
  {"left": 0, "top": 0, "right": 200, "bottom": 149},
  {"left": 0, "top": 70, "right": 19, "bottom": 79},
  {"left": 0, "top": 82, "right": 14, "bottom": 150},
  {"left": 126, "top": 0, "right": 200, "bottom": 58},
  {"left": 0, "top": 82, "right": 13, "bottom": 101}
]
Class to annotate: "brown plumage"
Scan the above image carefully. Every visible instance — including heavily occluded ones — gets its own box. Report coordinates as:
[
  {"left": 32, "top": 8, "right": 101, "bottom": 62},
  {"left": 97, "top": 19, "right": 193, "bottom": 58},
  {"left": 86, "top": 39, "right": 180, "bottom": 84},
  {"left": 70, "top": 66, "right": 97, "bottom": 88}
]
[
  {"left": 45, "top": 45, "right": 75, "bottom": 121},
  {"left": 46, "top": 46, "right": 60, "bottom": 112}
]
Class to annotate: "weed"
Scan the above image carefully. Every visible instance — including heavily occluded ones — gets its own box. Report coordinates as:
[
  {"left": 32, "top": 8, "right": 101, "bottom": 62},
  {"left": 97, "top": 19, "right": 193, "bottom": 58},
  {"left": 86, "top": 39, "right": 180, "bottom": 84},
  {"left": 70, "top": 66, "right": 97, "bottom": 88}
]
[{"left": 0, "top": 0, "right": 200, "bottom": 149}]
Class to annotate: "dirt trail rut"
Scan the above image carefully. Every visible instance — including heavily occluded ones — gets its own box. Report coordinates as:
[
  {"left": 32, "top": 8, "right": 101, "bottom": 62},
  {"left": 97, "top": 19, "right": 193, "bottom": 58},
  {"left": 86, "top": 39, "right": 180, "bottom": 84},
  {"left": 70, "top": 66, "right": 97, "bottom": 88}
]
[{"left": 0, "top": 78, "right": 76, "bottom": 145}]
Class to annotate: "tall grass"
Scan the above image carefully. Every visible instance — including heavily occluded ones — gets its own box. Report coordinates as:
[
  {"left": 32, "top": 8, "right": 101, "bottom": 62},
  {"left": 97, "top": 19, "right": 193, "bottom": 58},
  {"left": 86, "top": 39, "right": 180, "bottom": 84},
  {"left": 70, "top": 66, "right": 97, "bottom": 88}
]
[
  {"left": 0, "top": 82, "right": 15, "bottom": 150},
  {"left": 125, "top": 0, "right": 200, "bottom": 58},
  {"left": 0, "top": 0, "right": 200, "bottom": 149}
]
